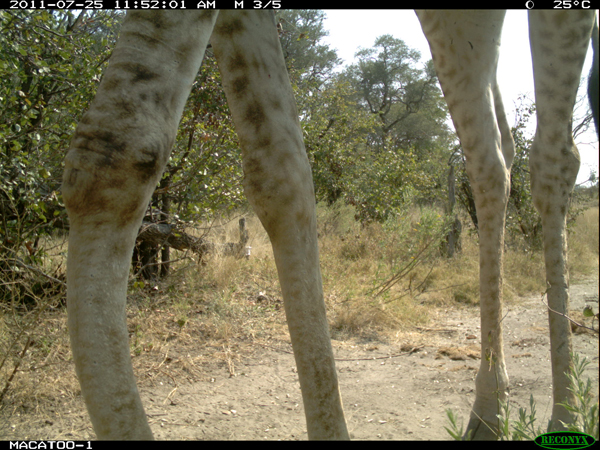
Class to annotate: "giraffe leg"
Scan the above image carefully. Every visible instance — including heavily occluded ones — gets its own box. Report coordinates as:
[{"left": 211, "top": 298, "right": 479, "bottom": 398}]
[
  {"left": 589, "top": 14, "right": 599, "bottom": 138},
  {"left": 210, "top": 11, "right": 349, "bottom": 440},
  {"left": 528, "top": 10, "right": 596, "bottom": 431},
  {"left": 62, "top": 11, "right": 218, "bottom": 439},
  {"left": 417, "top": 11, "right": 513, "bottom": 439}
]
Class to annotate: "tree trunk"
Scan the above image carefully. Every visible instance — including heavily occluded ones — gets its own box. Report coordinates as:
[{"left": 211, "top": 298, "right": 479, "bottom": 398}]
[
  {"left": 160, "top": 192, "right": 171, "bottom": 277},
  {"left": 445, "top": 164, "right": 462, "bottom": 257}
]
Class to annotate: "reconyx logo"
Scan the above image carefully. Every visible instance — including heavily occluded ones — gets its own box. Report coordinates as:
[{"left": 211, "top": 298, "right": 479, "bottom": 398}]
[{"left": 535, "top": 431, "right": 596, "bottom": 449}]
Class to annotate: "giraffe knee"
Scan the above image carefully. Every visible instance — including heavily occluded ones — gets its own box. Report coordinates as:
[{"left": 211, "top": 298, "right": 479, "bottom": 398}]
[
  {"left": 467, "top": 159, "right": 510, "bottom": 207},
  {"left": 242, "top": 152, "right": 316, "bottom": 239},
  {"left": 62, "top": 138, "right": 162, "bottom": 229},
  {"left": 529, "top": 139, "right": 579, "bottom": 218}
]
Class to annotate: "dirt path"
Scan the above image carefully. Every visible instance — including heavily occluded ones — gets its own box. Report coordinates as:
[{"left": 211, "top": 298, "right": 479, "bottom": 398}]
[{"left": 3, "top": 279, "right": 598, "bottom": 440}]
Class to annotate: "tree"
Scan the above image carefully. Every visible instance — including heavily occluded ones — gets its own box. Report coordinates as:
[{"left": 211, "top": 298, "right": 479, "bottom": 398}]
[
  {"left": 302, "top": 76, "right": 378, "bottom": 206},
  {"left": 334, "top": 35, "right": 452, "bottom": 222},
  {"left": 0, "top": 10, "right": 124, "bottom": 298},
  {"left": 505, "top": 96, "right": 542, "bottom": 249},
  {"left": 276, "top": 10, "right": 340, "bottom": 90},
  {"left": 0, "top": 11, "right": 123, "bottom": 252},
  {"left": 345, "top": 35, "right": 447, "bottom": 153},
  {"left": 162, "top": 52, "right": 244, "bottom": 223},
  {"left": 274, "top": 11, "right": 373, "bottom": 207}
]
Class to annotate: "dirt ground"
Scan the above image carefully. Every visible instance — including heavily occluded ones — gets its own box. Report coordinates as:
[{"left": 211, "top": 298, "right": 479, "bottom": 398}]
[{"left": 2, "top": 278, "right": 598, "bottom": 441}]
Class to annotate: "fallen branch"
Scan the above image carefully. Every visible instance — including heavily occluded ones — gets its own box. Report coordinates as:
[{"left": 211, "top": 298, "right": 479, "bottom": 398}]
[
  {"left": 541, "top": 292, "right": 598, "bottom": 335},
  {"left": 137, "top": 218, "right": 249, "bottom": 259}
]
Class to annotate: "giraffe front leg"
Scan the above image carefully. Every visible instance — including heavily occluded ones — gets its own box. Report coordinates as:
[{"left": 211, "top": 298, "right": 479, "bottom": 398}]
[
  {"left": 211, "top": 11, "right": 349, "bottom": 440},
  {"left": 63, "top": 11, "right": 217, "bottom": 439}
]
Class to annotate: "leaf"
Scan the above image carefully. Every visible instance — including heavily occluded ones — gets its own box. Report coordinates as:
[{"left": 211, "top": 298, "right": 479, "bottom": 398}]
[{"left": 582, "top": 306, "right": 595, "bottom": 317}]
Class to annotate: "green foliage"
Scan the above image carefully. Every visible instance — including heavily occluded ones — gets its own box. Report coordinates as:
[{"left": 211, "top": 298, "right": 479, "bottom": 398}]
[
  {"left": 1, "top": 9, "right": 456, "bottom": 252},
  {"left": 496, "top": 354, "right": 599, "bottom": 441},
  {"left": 344, "top": 35, "right": 451, "bottom": 222},
  {"left": 277, "top": 19, "right": 456, "bottom": 224},
  {"left": 277, "top": 11, "right": 366, "bottom": 208},
  {"left": 344, "top": 34, "right": 451, "bottom": 154},
  {"left": 0, "top": 10, "right": 455, "bottom": 291},
  {"left": 276, "top": 10, "right": 340, "bottom": 88},
  {"left": 506, "top": 96, "right": 543, "bottom": 249},
  {"left": 345, "top": 146, "right": 437, "bottom": 223},
  {"left": 444, "top": 409, "right": 470, "bottom": 440},
  {"left": 164, "top": 53, "right": 244, "bottom": 222},
  {"left": 0, "top": 10, "right": 122, "bottom": 271},
  {"left": 446, "top": 353, "right": 599, "bottom": 441},
  {"left": 301, "top": 78, "right": 378, "bottom": 207},
  {"left": 498, "top": 394, "right": 550, "bottom": 441},
  {"left": 165, "top": 10, "right": 345, "bottom": 222},
  {"left": 558, "top": 354, "right": 599, "bottom": 439},
  {"left": 299, "top": 30, "right": 453, "bottom": 223}
]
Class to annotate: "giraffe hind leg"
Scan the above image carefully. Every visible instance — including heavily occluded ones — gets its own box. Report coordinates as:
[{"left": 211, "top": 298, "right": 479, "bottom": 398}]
[{"left": 210, "top": 11, "right": 349, "bottom": 439}]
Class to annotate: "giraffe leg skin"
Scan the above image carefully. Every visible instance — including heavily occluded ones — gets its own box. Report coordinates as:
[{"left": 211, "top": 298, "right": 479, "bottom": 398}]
[
  {"left": 528, "top": 10, "right": 596, "bottom": 431},
  {"left": 211, "top": 11, "right": 349, "bottom": 440},
  {"left": 589, "top": 15, "right": 599, "bottom": 138},
  {"left": 63, "top": 11, "right": 217, "bottom": 439},
  {"left": 417, "top": 11, "right": 513, "bottom": 439}
]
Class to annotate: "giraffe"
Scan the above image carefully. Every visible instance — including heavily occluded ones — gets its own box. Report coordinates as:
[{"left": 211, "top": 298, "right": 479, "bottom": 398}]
[
  {"left": 590, "top": 15, "right": 599, "bottom": 137},
  {"left": 63, "top": 10, "right": 347, "bottom": 440},
  {"left": 62, "top": 10, "right": 596, "bottom": 440},
  {"left": 416, "top": 10, "right": 597, "bottom": 438}
]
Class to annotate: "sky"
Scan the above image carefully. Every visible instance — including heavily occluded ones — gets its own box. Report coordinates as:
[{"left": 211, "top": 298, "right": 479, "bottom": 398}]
[{"left": 320, "top": 10, "right": 598, "bottom": 185}]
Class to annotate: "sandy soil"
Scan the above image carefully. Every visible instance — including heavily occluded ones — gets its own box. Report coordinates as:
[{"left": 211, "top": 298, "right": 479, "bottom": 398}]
[{"left": 2, "top": 278, "right": 598, "bottom": 441}]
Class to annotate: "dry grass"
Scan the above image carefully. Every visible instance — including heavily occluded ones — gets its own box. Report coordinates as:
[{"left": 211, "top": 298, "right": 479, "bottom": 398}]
[
  {"left": 1, "top": 202, "right": 598, "bottom": 435},
  {"left": 569, "top": 206, "right": 599, "bottom": 278}
]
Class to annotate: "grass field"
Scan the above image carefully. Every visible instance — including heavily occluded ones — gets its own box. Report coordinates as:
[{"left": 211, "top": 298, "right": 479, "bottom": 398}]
[{"left": 0, "top": 202, "right": 597, "bottom": 434}]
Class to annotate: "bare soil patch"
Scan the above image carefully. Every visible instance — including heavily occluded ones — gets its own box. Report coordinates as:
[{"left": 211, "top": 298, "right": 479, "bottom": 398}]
[{"left": 2, "top": 278, "right": 597, "bottom": 440}]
